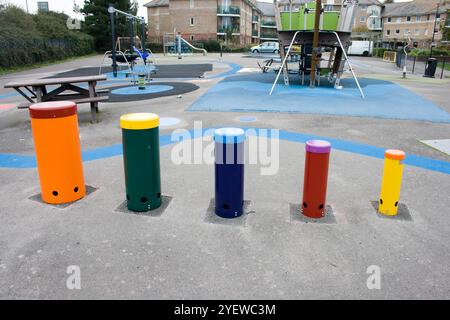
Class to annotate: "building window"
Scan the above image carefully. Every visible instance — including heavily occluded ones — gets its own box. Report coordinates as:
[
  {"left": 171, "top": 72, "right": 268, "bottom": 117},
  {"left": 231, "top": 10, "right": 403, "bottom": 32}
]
[
  {"left": 404, "top": 29, "right": 410, "bottom": 36},
  {"left": 416, "top": 16, "right": 421, "bottom": 22},
  {"left": 387, "top": 17, "right": 391, "bottom": 22},
  {"left": 396, "top": 17, "right": 402, "bottom": 23},
  {"left": 190, "top": 35, "right": 194, "bottom": 41},
  {"left": 37, "top": 1, "right": 49, "bottom": 12},
  {"left": 190, "top": 17, "right": 194, "bottom": 26},
  {"left": 414, "top": 28, "right": 420, "bottom": 36},
  {"left": 436, "top": 13, "right": 441, "bottom": 22},
  {"left": 386, "top": 29, "right": 391, "bottom": 36},
  {"left": 360, "top": 16, "right": 366, "bottom": 23},
  {"left": 324, "top": 5, "right": 333, "bottom": 12},
  {"left": 190, "top": 0, "right": 194, "bottom": 9},
  {"left": 360, "top": 5, "right": 367, "bottom": 11},
  {"left": 424, "top": 29, "right": 428, "bottom": 36},
  {"left": 395, "top": 29, "right": 400, "bottom": 35},
  {"left": 406, "top": 16, "right": 411, "bottom": 22}
]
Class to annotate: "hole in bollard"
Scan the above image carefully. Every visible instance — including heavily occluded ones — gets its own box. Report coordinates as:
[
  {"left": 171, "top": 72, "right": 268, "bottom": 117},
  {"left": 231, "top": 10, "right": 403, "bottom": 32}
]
[
  {"left": 303, "top": 202, "right": 307, "bottom": 208},
  {"left": 223, "top": 204, "right": 229, "bottom": 210},
  {"left": 52, "top": 191, "right": 58, "bottom": 196},
  {"left": 380, "top": 199, "right": 383, "bottom": 205},
  {"left": 395, "top": 201, "right": 398, "bottom": 207},
  {"left": 157, "top": 193, "right": 161, "bottom": 198},
  {"left": 126, "top": 195, "right": 130, "bottom": 200},
  {"left": 141, "top": 197, "right": 147, "bottom": 203},
  {"left": 318, "top": 204, "right": 324, "bottom": 210},
  {"left": 74, "top": 187, "right": 79, "bottom": 193}
]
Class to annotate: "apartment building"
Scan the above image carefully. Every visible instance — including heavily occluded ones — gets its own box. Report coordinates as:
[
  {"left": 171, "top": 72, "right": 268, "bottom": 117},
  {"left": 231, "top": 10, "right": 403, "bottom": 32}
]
[
  {"left": 145, "top": 0, "right": 263, "bottom": 45},
  {"left": 352, "top": 0, "right": 383, "bottom": 32},
  {"left": 382, "top": 0, "right": 450, "bottom": 49},
  {"left": 257, "top": 1, "right": 277, "bottom": 41}
]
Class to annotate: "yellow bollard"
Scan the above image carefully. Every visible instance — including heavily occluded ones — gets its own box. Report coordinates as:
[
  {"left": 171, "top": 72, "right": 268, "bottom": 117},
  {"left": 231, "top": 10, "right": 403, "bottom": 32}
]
[{"left": 379, "top": 149, "right": 406, "bottom": 216}]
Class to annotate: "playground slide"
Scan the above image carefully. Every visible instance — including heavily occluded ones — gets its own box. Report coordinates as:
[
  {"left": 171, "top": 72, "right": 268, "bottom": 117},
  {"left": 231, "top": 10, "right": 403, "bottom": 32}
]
[{"left": 180, "top": 37, "right": 207, "bottom": 56}]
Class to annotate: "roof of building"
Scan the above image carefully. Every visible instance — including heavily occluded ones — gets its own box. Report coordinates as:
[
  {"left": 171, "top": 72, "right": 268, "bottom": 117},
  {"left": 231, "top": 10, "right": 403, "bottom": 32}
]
[
  {"left": 257, "top": 1, "right": 275, "bottom": 16},
  {"left": 382, "top": 0, "right": 450, "bottom": 18},
  {"left": 358, "top": 0, "right": 383, "bottom": 6},
  {"left": 277, "top": 0, "right": 315, "bottom": 4},
  {"left": 143, "top": 0, "right": 169, "bottom": 8}
]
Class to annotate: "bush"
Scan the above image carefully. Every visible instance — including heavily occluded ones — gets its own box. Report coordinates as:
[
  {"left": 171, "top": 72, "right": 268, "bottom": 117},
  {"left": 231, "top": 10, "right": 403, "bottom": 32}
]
[
  {"left": 410, "top": 47, "right": 450, "bottom": 57},
  {"left": 147, "top": 42, "right": 163, "bottom": 53},
  {"left": 197, "top": 39, "right": 222, "bottom": 52},
  {"left": 0, "top": 5, "right": 95, "bottom": 70},
  {"left": 373, "top": 48, "right": 388, "bottom": 58}
]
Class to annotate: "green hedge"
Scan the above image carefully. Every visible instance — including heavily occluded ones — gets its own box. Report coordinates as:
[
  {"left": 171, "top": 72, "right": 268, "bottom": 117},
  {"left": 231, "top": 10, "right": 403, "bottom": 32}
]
[
  {"left": 373, "top": 48, "right": 388, "bottom": 58},
  {"left": 409, "top": 47, "right": 450, "bottom": 57},
  {"left": 0, "top": 33, "right": 95, "bottom": 69},
  {"left": 0, "top": 5, "right": 95, "bottom": 69}
]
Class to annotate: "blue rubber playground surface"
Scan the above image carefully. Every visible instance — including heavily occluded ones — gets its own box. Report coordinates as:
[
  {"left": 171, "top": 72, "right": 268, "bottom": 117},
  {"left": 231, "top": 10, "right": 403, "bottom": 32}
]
[{"left": 188, "top": 73, "right": 450, "bottom": 123}]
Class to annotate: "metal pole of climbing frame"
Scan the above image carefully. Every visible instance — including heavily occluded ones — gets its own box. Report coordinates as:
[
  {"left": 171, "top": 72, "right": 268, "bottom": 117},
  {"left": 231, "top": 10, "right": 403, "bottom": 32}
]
[
  {"left": 273, "top": 0, "right": 289, "bottom": 85},
  {"left": 108, "top": 5, "right": 117, "bottom": 77},
  {"left": 310, "top": 0, "right": 321, "bottom": 88}
]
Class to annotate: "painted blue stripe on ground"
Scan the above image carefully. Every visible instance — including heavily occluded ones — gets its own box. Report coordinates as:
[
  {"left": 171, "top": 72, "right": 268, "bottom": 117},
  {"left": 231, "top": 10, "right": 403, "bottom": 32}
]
[
  {"left": 207, "top": 61, "right": 241, "bottom": 79},
  {"left": 1, "top": 128, "right": 449, "bottom": 174}
]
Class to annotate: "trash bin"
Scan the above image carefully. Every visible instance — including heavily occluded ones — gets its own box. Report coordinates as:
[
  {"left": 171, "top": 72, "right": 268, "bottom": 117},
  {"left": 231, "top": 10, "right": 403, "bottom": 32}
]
[
  {"left": 29, "top": 101, "right": 86, "bottom": 204},
  {"left": 120, "top": 113, "right": 161, "bottom": 212},
  {"left": 214, "top": 128, "right": 246, "bottom": 219},
  {"left": 302, "top": 140, "right": 331, "bottom": 219},
  {"left": 379, "top": 149, "right": 405, "bottom": 216},
  {"left": 424, "top": 58, "right": 438, "bottom": 78}
]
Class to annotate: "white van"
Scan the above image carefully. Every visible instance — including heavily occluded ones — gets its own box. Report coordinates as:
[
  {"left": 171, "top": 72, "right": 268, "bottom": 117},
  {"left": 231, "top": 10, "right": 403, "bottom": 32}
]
[{"left": 347, "top": 41, "right": 373, "bottom": 56}]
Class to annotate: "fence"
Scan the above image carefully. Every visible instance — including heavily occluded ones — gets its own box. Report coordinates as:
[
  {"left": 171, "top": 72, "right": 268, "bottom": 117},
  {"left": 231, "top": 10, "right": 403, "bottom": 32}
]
[
  {"left": 0, "top": 36, "right": 95, "bottom": 69},
  {"left": 394, "top": 51, "right": 449, "bottom": 79}
]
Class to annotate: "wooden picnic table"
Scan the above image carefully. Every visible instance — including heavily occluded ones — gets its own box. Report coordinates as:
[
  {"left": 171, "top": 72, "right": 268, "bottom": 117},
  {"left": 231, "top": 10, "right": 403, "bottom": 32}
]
[{"left": 4, "top": 75, "right": 109, "bottom": 123}]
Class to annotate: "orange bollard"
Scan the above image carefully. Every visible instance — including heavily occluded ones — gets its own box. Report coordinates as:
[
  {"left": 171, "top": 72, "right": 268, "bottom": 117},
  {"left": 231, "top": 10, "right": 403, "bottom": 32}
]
[{"left": 29, "top": 101, "right": 85, "bottom": 204}]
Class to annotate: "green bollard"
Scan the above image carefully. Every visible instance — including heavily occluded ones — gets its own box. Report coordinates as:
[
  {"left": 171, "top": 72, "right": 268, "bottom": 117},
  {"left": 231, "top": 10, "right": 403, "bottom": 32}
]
[
  {"left": 138, "top": 73, "right": 146, "bottom": 90},
  {"left": 120, "top": 113, "right": 161, "bottom": 212}
]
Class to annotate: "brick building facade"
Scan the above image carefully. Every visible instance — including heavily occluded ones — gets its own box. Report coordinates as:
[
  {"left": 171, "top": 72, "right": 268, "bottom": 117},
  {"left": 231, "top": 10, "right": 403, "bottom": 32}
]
[{"left": 145, "top": 0, "right": 263, "bottom": 45}]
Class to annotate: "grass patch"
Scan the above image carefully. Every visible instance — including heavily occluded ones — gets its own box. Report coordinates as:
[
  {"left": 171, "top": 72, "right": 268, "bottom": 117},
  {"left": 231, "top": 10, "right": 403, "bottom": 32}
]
[
  {"left": 438, "top": 61, "right": 450, "bottom": 71},
  {"left": 0, "top": 53, "right": 97, "bottom": 76}
]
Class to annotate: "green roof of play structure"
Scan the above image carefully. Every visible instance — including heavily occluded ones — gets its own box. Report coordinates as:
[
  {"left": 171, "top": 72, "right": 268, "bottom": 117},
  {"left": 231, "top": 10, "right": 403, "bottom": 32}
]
[{"left": 280, "top": 2, "right": 340, "bottom": 32}]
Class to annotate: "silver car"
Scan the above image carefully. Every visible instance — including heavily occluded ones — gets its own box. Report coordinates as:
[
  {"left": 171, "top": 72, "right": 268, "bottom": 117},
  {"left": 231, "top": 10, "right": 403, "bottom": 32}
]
[{"left": 251, "top": 42, "right": 280, "bottom": 54}]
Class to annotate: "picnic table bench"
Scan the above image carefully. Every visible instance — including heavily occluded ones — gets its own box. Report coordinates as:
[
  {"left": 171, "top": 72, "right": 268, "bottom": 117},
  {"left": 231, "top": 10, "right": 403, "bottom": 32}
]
[{"left": 4, "top": 75, "right": 109, "bottom": 123}]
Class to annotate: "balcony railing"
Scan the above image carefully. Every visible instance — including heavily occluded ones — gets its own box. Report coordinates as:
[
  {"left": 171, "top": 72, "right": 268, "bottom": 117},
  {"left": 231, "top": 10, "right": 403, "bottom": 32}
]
[
  {"left": 217, "top": 26, "right": 240, "bottom": 34},
  {"left": 261, "top": 20, "right": 276, "bottom": 27},
  {"left": 260, "top": 32, "right": 278, "bottom": 39},
  {"left": 217, "top": 6, "right": 240, "bottom": 16}
]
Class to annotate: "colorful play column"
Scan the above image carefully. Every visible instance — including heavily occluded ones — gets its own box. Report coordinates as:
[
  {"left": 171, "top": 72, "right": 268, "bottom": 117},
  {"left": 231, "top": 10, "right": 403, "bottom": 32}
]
[
  {"left": 379, "top": 149, "right": 405, "bottom": 216},
  {"left": 120, "top": 113, "right": 161, "bottom": 212},
  {"left": 302, "top": 140, "right": 331, "bottom": 218},
  {"left": 214, "top": 128, "right": 246, "bottom": 218},
  {"left": 29, "top": 101, "right": 85, "bottom": 204}
]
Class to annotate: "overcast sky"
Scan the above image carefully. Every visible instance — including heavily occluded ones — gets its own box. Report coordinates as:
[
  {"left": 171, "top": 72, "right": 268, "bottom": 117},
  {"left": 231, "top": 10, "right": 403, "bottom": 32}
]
[{"left": 1, "top": 0, "right": 412, "bottom": 21}]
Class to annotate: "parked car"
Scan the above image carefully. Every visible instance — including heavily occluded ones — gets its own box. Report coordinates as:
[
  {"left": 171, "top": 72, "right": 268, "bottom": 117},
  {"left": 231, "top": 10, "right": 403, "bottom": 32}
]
[
  {"left": 347, "top": 41, "right": 373, "bottom": 56},
  {"left": 251, "top": 42, "right": 280, "bottom": 54}
]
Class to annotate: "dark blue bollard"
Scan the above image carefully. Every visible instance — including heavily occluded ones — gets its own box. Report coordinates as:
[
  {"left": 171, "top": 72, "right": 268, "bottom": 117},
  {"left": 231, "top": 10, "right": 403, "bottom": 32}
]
[{"left": 214, "top": 128, "right": 246, "bottom": 218}]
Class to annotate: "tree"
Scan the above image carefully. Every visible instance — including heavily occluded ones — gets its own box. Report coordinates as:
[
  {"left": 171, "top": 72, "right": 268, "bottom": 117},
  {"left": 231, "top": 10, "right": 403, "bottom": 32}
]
[{"left": 81, "top": 0, "right": 137, "bottom": 51}]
